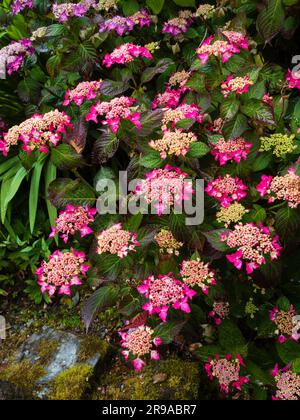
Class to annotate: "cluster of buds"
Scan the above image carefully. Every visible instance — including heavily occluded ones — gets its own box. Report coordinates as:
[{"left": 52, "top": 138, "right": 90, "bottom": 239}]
[
  {"left": 119, "top": 326, "right": 162, "bottom": 371},
  {"left": 86, "top": 96, "right": 141, "bottom": 133},
  {"left": 162, "top": 10, "right": 194, "bottom": 36},
  {"left": 161, "top": 104, "right": 203, "bottom": 131},
  {"left": 209, "top": 301, "right": 230, "bottom": 325},
  {"left": 168, "top": 70, "right": 191, "bottom": 90},
  {"left": 49, "top": 205, "right": 97, "bottom": 243},
  {"left": 197, "top": 32, "right": 248, "bottom": 65},
  {"left": 180, "top": 258, "right": 216, "bottom": 295},
  {"left": 259, "top": 133, "right": 296, "bottom": 157},
  {"left": 221, "top": 75, "right": 253, "bottom": 98},
  {"left": 257, "top": 169, "right": 300, "bottom": 209},
  {"left": 63, "top": 81, "right": 102, "bottom": 106},
  {"left": 205, "top": 354, "right": 249, "bottom": 394},
  {"left": 96, "top": 223, "right": 139, "bottom": 258},
  {"left": 149, "top": 129, "right": 197, "bottom": 159},
  {"left": 216, "top": 203, "right": 248, "bottom": 227},
  {"left": 210, "top": 137, "right": 252, "bottom": 166},
  {"left": 134, "top": 165, "right": 193, "bottom": 216},
  {"left": 270, "top": 305, "right": 300, "bottom": 343},
  {"left": 11, "top": 0, "right": 33, "bottom": 14},
  {"left": 137, "top": 273, "right": 196, "bottom": 321},
  {"left": 102, "top": 43, "right": 152, "bottom": 68},
  {"left": 1, "top": 110, "right": 72, "bottom": 156},
  {"left": 0, "top": 39, "right": 34, "bottom": 77},
  {"left": 272, "top": 365, "right": 300, "bottom": 400},
  {"left": 221, "top": 223, "right": 282, "bottom": 274},
  {"left": 36, "top": 249, "right": 89, "bottom": 297},
  {"left": 286, "top": 69, "right": 300, "bottom": 90},
  {"left": 205, "top": 175, "right": 248, "bottom": 208},
  {"left": 130, "top": 9, "right": 152, "bottom": 28},
  {"left": 94, "top": 0, "right": 119, "bottom": 12},
  {"left": 154, "top": 229, "right": 183, "bottom": 256},
  {"left": 195, "top": 4, "right": 216, "bottom": 20}
]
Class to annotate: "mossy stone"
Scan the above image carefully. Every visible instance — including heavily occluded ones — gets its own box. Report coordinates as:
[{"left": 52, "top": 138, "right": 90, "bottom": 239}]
[{"left": 94, "top": 358, "right": 200, "bottom": 400}]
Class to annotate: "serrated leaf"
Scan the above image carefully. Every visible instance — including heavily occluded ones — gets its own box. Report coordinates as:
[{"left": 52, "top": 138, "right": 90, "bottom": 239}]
[
  {"left": 203, "top": 229, "right": 231, "bottom": 252},
  {"left": 100, "top": 79, "right": 130, "bottom": 97},
  {"left": 223, "top": 113, "right": 249, "bottom": 138},
  {"left": 153, "top": 321, "right": 186, "bottom": 344},
  {"left": 29, "top": 157, "right": 46, "bottom": 233},
  {"left": 141, "top": 58, "right": 174, "bottom": 84},
  {"left": 48, "top": 178, "right": 96, "bottom": 209},
  {"left": 277, "top": 340, "right": 300, "bottom": 364},
  {"left": 146, "top": 0, "right": 165, "bottom": 14},
  {"left": 51, "top": 144, "right": 85, "bottom": 170},
  {"left": 275, "top": 206, "right": 300, "bottom": 238},
  {"left": 140, "top": 151, "right": 163, "bottom": 168},
  {"left": 220, "top": 98, "right": 240, "bottom": 120},
  {"left": 257, "top": 0, "right": 284, "bottom": 43},
  {"left": 82, "top": 285, "right": 119, "bottom": 332},
  {"left": 252, "top": 153, "right": 273, "bottom": 172},
  {"left": 187, "top": 142, "right": 210, "bottom": 158},
  {"left": 92, "top": 130, "right": 119, "bottom": 165},
  {"left": 219, "top": 320, "right": 248, "bottom": 356}
]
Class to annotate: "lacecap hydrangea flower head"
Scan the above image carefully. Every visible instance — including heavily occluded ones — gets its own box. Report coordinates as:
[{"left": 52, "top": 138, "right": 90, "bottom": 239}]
[
  {"left": 36, "top": 249, "right": 89, "bottom": 297},
  {"left": 272, "top": 364, "right": 300, "bottom": 400},
  {"left": 210, "top": 137, "right": 252, "bottom": 166},
  {"left": 86, "top": 96, "right": 141, "bottom": 134},
  {"left": 270, "top": 305, "right": 300, "bottom": 343},
  {"left": 154, "top": 229, "right": 183, "bottom": 256},
  {"left": 119, "top": 325, "right": 162, "bottom": 371},
  {"left": 286, "top": 69, "right": 300, "bottom": 90},
  {"left": 205, "top": 354, "right": 249, "bottom": 394},
  {"left": 11, "top": 0, "right": 33, "bottom": 14},
  {"left": 257, "top": 168, "right": 300, "bottom": 209},
  {"left": 149, "top": 129, "right": 197, "bottom": 160},
  {"left": 180, "top": 258, "right": 216, "bottom": 295},
  {"left": 49, "top": 205, "right": 97, "bottom": 243},
  {"left": 102, "top": 43, "right": 153, "bottom": 68},
  {"left": 205, "top": 175, "right": 248, "bottom": 208},
  {"left": 221, "top": 223, "right": 282, "bottom": 274},
  {"left": 137, "top": 273, "right": 196, "bottom": 322},
  {"left": 96, "top": 223, "right": 139, "bottom": 258},
  {"left": 134, "top": 165, "right": 194, "bottom": 216},
  {"left": 63, "top": 81, "right": 102, "bottom": 106},
  {"left": 1, "top": 110, "right": 72, "bottom": 156}
]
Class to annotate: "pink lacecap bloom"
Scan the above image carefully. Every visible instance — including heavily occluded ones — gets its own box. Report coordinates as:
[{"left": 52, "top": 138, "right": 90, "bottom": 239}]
[
  {"left": 210, "top": 137, "right": 252, "bottom": 166},
  {"left": 96, "top": 223, "right": 139, "bottom": 258},
  {"left": 162, "top": 11, "right": 194, "bottom": 36},
  {"left": 2, "top": 110, "right": 72, "bottom": 156},
  {"left": 205, "top": 175, "right": 248, "bottom": 208},
  {"left": 257, "top": 169, "right": 300, "bottom": 209},
  {"left": 119, "top": 325, "right": 162, "bottom": 371},
  {"left": 149, "top": 129, "right": 197, "bottom": 160},
  {"left": 272, "top": 364, "right": 300, "bottom": 400},
  {"left": 221, "top": 223, "right": 282, "bottom": 274},
  {"left": 49, "top": 204, "right": 97, "bottom": 243},
  {"left": 99, "top": 16, "right": 135, "bottom": 36},
  {"left": 152, "top": 87, "right": 183, "bottom": 110},
  {"left": 102, "top": 43, "right": 153, "bottom": 69},
  {"left": 134, "top": 165, "right": 194, "bottom": 216},
  {"left": 63, "top": 81, "right": 102, "bottom": 106},
  {"left": 205, "top": 353, "right": 249, "bottom": 394},
  {"left": 11, "top": 0, "right": 33, "bottom": 14},
  {"left": 85, "top": 96, "right": 141, "bottom": 133},
  {"left": 161, "top": 103, "right": 204, "bottom": 131},
  {"left": 137, "top": 273, "right": 196, "bottom": 322},
  {"left": 131, "top": 9, "right": 152, "bottom": 28},
  {"left": 36, "top": 248, "right": 89, "bottom": 297},
  {"left": 270, "top": 305, "right": 300, "bottom": 343},
  {"left": 221, "top": 30, "right": 249, "bottom": 50},
  {"left": 52, "top": 1, "right": 94, "bottom": 22},
  {"left": 196, "top": 35, "right": 245, "bottom": 65},
  {"left": 209, "top": 301, "right": 230, "bottom": 325},
  {"left": 286, "top": 69, "right": 300, "bottom": 90},
  {"left": 180, "top": 258, "right": 216, "bottom": 295},
  {"left": 0, "top": 38, "right": 34, "bottom": 76},
  {"left": 221, "top": 75, "right": 253, "bottom": 98}
]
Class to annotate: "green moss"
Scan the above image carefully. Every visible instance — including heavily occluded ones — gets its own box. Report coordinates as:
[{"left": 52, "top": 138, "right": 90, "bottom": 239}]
[
  {"left": 78, "top": 336, "right": 109, "bottom": 363},
  {"left": 48, "top": 364, "right": 94, "bottom": 400},
  {"left": 94, "top": 358, "right": 200, "bottom": 400},
  {"left": 36, "top": 339, "right": 59, "bottom": 366},
  {"left": 0, "top": 360, "right": 46, "bottom": 395}
]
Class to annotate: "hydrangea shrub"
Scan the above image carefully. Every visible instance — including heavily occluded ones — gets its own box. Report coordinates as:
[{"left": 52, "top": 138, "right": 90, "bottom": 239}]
[{"left": 1, "top": 0, "right": 300, "bottom": 400}]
